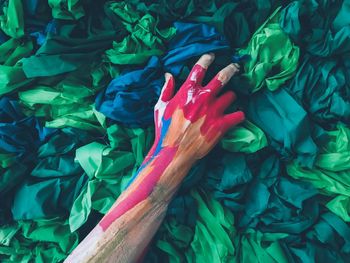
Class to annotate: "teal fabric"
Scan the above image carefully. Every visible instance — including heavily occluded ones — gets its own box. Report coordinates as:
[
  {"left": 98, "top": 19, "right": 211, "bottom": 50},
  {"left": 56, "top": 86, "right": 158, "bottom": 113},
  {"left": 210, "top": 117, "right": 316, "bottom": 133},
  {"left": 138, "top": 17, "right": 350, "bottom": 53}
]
[
  {"left": 0, "top": 0, "right": 350, "bottom": 262},
  {"left": 280, "top": 0, "right": 350, "bottom": 57},
  {"left": 284, "top": 55, "right": 350, "bottom": 128}
]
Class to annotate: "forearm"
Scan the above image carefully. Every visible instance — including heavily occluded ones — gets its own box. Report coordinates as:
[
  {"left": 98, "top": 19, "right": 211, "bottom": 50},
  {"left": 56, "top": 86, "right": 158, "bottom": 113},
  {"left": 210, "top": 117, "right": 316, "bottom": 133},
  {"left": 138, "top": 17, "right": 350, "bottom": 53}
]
[
  {"left": 65, "top": 147, "right": 193, "bottom": 263},
  {"left": 64, "top": 53, "right": 244, "bottom": 262}
]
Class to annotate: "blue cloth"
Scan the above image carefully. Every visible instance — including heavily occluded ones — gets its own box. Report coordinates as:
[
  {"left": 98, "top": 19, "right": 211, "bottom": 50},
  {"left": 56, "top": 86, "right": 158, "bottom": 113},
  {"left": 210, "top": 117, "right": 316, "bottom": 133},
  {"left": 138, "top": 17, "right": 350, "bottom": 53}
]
[
  {"left": 163, "top": 22, "right": 230, "bottom": 75},
  {"left": 95, "top": 22, "right": 231, "bottom": 126},
  {"left": 0, "top": 97, "right": 55, "bottom": 161},
  {"left": 96, "top": 57, "right": 164, "bottom": 126},
  {"left": 30, "top": 20, "right": 58, "bottom": 46},
  {"left": 0, "top": 30, "right": 7, "bottom": 44}
]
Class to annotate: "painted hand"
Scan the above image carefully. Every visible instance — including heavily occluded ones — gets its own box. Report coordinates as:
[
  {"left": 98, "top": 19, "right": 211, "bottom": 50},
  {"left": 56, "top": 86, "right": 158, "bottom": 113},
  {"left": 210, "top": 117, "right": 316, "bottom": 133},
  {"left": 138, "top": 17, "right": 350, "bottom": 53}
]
[{"left": 146, "top": 53, "right": 245, "bottom": 163}]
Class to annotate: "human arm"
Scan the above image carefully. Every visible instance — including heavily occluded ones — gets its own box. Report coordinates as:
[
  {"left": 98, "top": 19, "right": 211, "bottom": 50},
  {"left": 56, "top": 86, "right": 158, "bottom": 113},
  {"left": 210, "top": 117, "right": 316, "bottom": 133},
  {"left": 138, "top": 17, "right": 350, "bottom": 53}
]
[{"left": 64, "top": 53, "right": 245, "bottom": 263}]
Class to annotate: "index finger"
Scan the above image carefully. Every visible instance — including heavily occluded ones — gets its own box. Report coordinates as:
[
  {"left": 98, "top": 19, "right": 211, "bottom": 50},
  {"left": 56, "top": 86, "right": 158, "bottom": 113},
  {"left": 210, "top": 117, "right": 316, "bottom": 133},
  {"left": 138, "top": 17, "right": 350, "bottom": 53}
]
[
  {"left": 205, "top": 63, "right": 240, "bottom": 96},
  {"left": 185, "top": 53, "right": 215, "bottom": 85}
]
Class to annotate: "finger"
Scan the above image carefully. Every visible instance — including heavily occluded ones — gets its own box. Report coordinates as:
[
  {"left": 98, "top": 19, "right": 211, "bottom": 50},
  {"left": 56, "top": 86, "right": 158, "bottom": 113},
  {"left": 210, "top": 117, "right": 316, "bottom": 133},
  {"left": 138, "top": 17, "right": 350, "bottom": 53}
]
[
  {"left": 159, "top": 73, "right": 175, "bottom": 102},
  {"left": 186, "top": 53, "right": 215, "bottom": 85},
  {"left": 220, "top": 111, "right": 245, "bottom": 131},
  {"left": 205, "top": 63, "right": 240, "bottom": 96},
  {"left": 211, "top": 91, "right": 236, "bottom": 115}
]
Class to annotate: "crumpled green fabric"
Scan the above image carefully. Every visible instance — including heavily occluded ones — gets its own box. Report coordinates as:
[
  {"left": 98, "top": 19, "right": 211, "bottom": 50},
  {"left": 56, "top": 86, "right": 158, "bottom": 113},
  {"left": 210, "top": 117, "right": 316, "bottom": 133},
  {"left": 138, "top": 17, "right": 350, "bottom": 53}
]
[
  {"left": 202, "top": 150, "right": 320, "bottom": 234},
  {"left": 223, "top": 0, "right": 291, "bottom": 47},
  {"left": 69, "top": 124, "right": 153, "bottom": 231},
  {"left": 247, "top": 88, "right": 318, "bottom": 167},
  {"left": 75, "top": 142, "right": 135, "bottom": 179},
  {"left": 221, "top": 120, "right": 268, "bottom": 153},
  {"left": 0, "top": 97, "right": 55, "bottom": 222},
  {"left": 0, "top": 1, "right": 34, "bottom": 95},
  {"left": 287, "top": 124, "right": 350, "bottom": 222},
  {"left": 280, "top": 211, "right": 350, "bottom": 263},
  {"left": 1, "top": 1, "right": 350, "bottom": 262},
  {"left": 280, "top": 0, "right": 350, "bottom": 57},
  {"left": 146, "top": 145, "right": 350, "bottom": 262},
  {"left": 188, "top": 189, "right": 236, "bottom": 262},
  {"left": 0, "top": 154, "right": 27, "bottom": 199},
  {"left": 48, "top": 0, "right": 86, "bottom": 20},
  {"left": 0, "top": 38, "right": 34, "bottom": 96},
  {"left": 236, "top": 230, "right": 288, "bottom": 263},
  {"left": 105, "top": 2, "right": 176, "bottom": 65},
  {"left": 130, "top": 0, "right": 288, "bottom": 48},
  {"left": 0, "top": 218, "right": 79, "bottom": 263},
  {"left": 0, "top": 38, "right": 33, "bottom": 66},
  {"left": 68, "top": 179, "right": 121, "bottom": 232},
  {"left": 237, "top": 8, "right": 300, "bottom": 92},
  {"left": 20, "top": 1, "right": 125, "bottom": 79},
  {"left": 129, "top": 0, "right": 215, "bottom": 23},
  {"left": 14, "top": 1, "right": 176, "bottom": 133},
  {"left": 151, "top": 189, "right": 236, "bottom": 263},
  {"left": 284, "top": 55, "right": 350, "bottom": 128},
  {"left": 0, "top": 64, "right": 32, "bottom": 96},
  {"left": 0, "top": 0, "right": 24, "bottom": 38},
  {"left": 10, "top": 128, "right": 93, "bottom": 220},
  {"left": 18, "top": 64, "right": 108, "bottom": 132}
]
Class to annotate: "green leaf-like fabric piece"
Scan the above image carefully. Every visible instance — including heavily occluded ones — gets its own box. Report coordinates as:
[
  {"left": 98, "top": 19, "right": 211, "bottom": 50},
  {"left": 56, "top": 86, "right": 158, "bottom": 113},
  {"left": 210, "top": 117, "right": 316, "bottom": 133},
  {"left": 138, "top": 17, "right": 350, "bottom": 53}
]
[
  {"left": 48, "top": 0, "right": 85, "bottom": 20},
  {"left": 18, "top": 64, "right": 109, "bottom": 132},
  {"left": 221, "top": 120, "right": 268, "bottom": 153},
  {"left": 287, "top": 124, "right": 350, "bottom": 221},
  {"left": 69, "top": 124, "right": 153, "bottom": 231},
  {"left": 0, "top": 38, "right": 33, "bottom": 66},
  {"left": 75, "top": 142, "right": 135, "bottom": 179},
  {"left": 0, "top": 219, "right": 79, "bottom": 263},
  {"left": 280, "top": 0, "right": 350, "bottom": 57},
  {"left": 188, "top": 189, "right": 236, "bottom": 263},
  {"left": 0, "top": 0, "right": 24, "bottom": 38},
  {"left": 0, "top": 38, "right": 34, "bottom": 96},
  {"left": 284, "top": 55, "right": 350, "bottom": 129},
  {"left": 238, "top": 8, "right": 300, "bottom": 92},
  {"left": 105, "top": 2, "right": 176, "bottom": 65},
  {"left": 10, "top": 128, "right": 93, "bottom": 221},
  {"left": 237, "top": 230, "right": 288, "bottom": 263},
  {"left": 154, "top": 189, "right": 236, "bottom": 263}
]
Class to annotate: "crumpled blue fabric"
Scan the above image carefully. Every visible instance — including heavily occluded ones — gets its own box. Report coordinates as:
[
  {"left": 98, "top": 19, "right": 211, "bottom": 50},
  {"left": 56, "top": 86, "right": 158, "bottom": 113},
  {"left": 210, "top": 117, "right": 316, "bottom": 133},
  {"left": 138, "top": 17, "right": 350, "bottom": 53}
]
[
  {"left": 0, "top": 30, "right": 7, "bottom": 44},
  {"left": 162, "top": 22, "right": 230, "bottom": 75},
  {"left": 30, "top": 20, "right": 58, "bottom": 46},
  {"left": 0, "top": 97, "right": 54, "bottom": 162},
  {"left": 95, "top": 56, "right": 164, "bottom": 126},
  {"left": 95, "top": 22, "right": 230, "bottom": 126},
  {"left": 0, "top": 97, "right": 56, "bottom": 223},
  {"left": 0, "top": 97, "right": 94, "bottom": 221}
]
